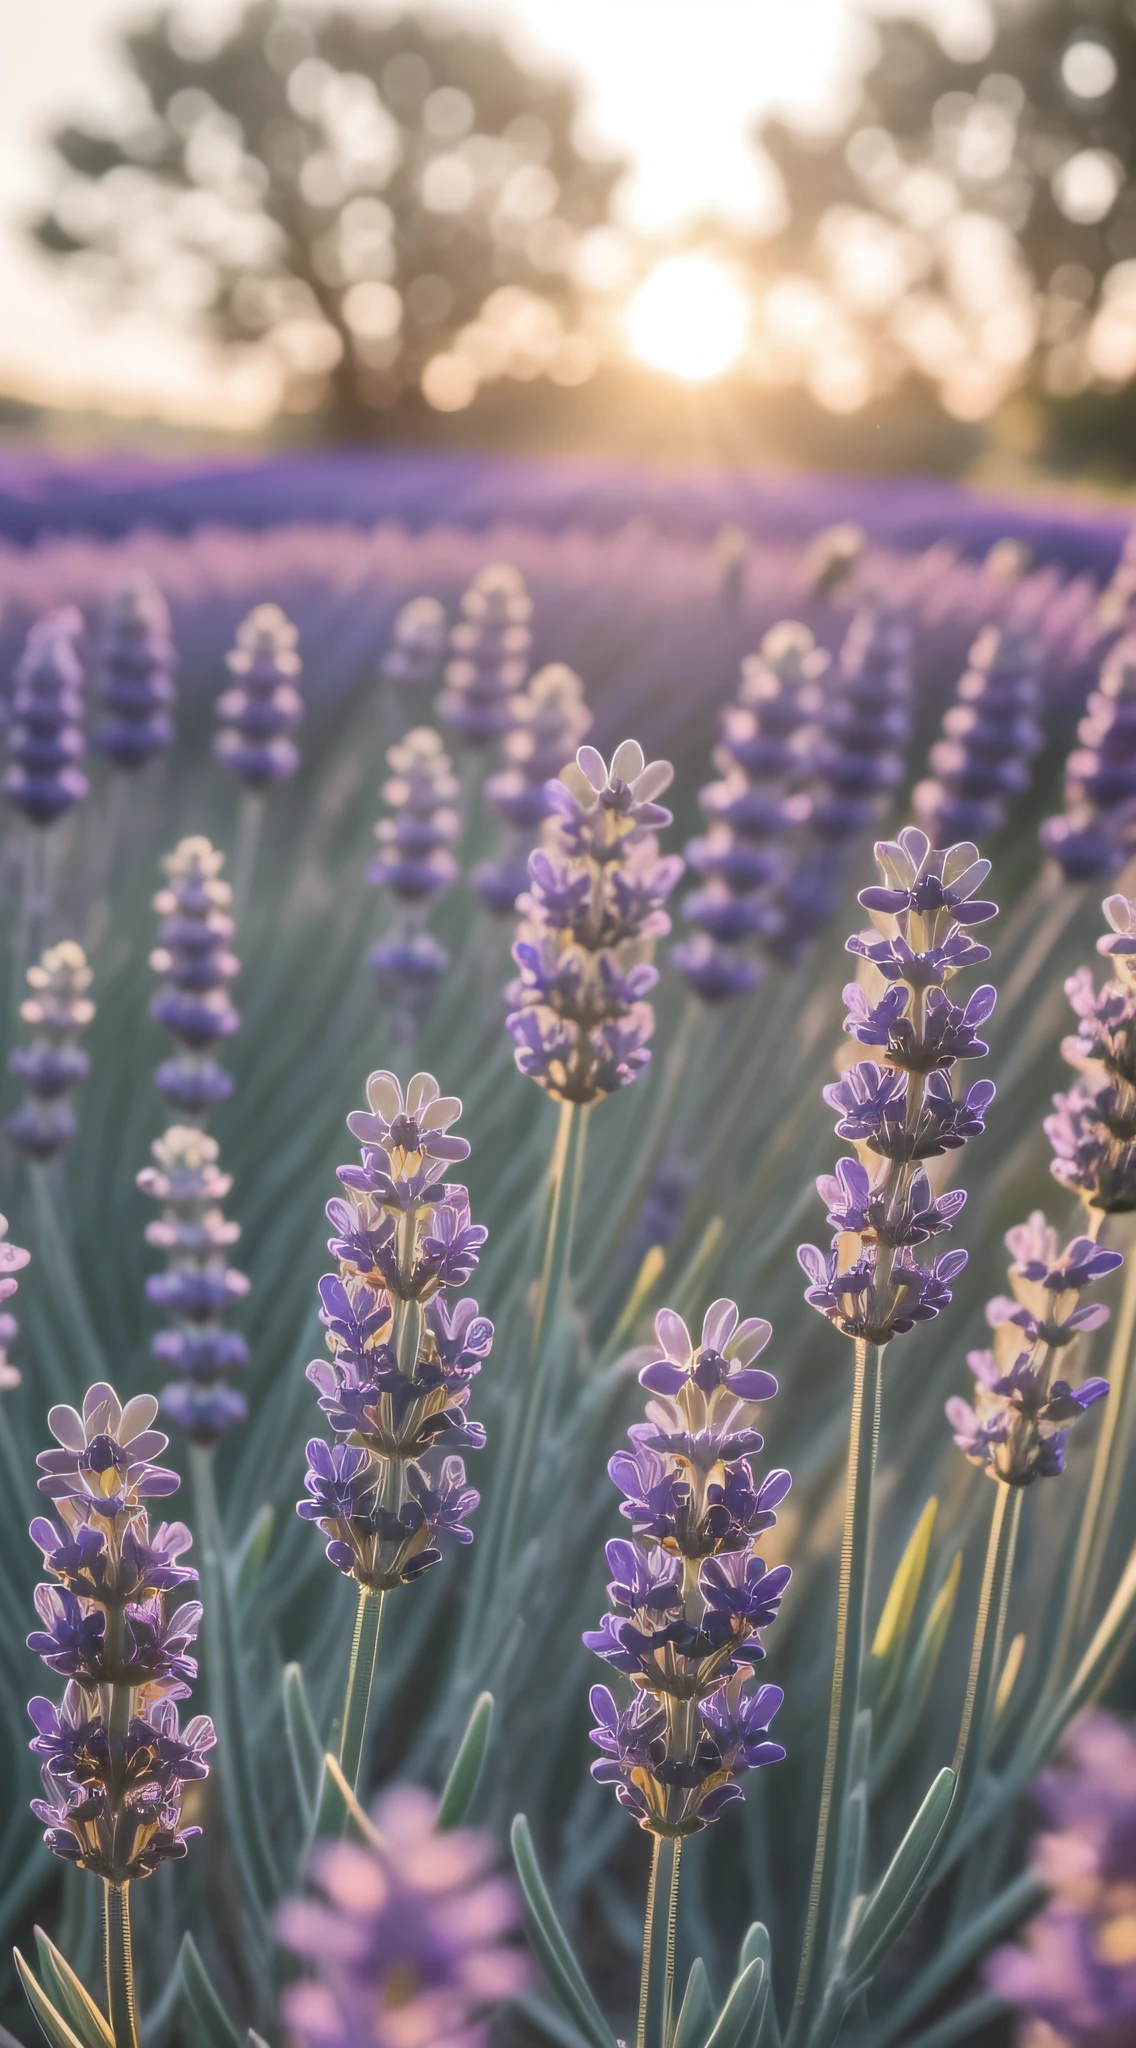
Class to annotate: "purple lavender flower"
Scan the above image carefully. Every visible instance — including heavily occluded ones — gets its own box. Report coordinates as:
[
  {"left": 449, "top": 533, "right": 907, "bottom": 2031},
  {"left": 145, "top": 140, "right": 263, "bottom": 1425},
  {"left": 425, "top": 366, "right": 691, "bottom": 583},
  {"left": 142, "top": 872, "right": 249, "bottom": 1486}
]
[
  {"left": 1046, "top": 891, "right": 1136, "bottom": 1214},
  {"left": 799, "top": 828, "right": 996, "bottom": 1345},
  {"left": 474, "top": 663, "right": 593, "bottom": 916},
  {"left": 27, "top": 1383, "right": 213, "bottom": 1880},
  {"left": 5, "top": 606, "right": 89, "bottom": 825},
  {"left": 986, "top": 1712, "right": 1136, "bottom": 2044},
  {"left": 585, "top": 1298, "right": 789, "bottom": 1836},
  {"left": 674, "top": 622, "right": 821, "bottom": 1002},
  {"left": 91, "top": 574, "right": 177, "bottom": 770},
  {"left": 277, "top": 1784, "right": 529, "bottom": 2048},
  {"left": 772, "top": 604, "right": 914, "bottom": 960},
  {"left": 913, "top": 621, "right": 1044, "bottom": 845},
  {"left": 138, "top": 1127, "right": 250, "bottom": 1443},
  {"left": 947, "top": 1213, "right": 1116, "bottom": 1486},
  {"left": 1041, "top": 636, "right": 1136, "bottom": 881},
  {"left": 6, "top": 942, "right": 94, "bottom": 1161},
  {"left": 368, "top": 727, "right": 460, "bottom": 1037},
  {"left": 215, "top": 602, "right": 303, "bottom": 788},
  {"left": 149, "top": 836, "right": 240, "bottom": 1112},
  {"left": 0, "top": 1212, "right": 30, "bottom": 1392},
  {"left": 507, "top": 740, "right": 683, "bottom": 1104},
  {"left": 438, "top": 563, "right": 532, "bottom": 748},
  {"left": 380, "top": 595, "right": 447, "bottom": 699},
  {"left": 298, "top": 1072, "right": 489, "bottom": 1592}
]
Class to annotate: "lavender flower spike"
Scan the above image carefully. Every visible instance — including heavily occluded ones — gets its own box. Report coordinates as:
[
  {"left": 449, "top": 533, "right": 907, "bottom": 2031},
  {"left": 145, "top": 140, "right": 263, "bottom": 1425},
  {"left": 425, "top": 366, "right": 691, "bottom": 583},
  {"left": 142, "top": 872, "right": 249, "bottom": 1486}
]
[
  {"left": 1045, "top": 889, "right": 1136, "bottom": 1213},
  {"left": 439, "top": 563, "right": 532, "bottom": 748},
  {"left": 474, "top": 662, "right": 593, "bottom": 916},
  {"left": 7, "top": 942, "right": 95, "bottom": 1161},
  {"left": 277, "top": 1785, "right": 529, "bottom": 2048},
  {"left": 367, "top": 727, "right": 460, "bottom": 1037},
  {"left": 986, "top": 1713, "right": 1136, "bottom": 2043},
  {"left": 799, "top": 827, "right": 997, "bottom": 1345},
  {"left": 0, "top": 1214, "right": 30, "bottom": 1390},
  {"left": 913, "top": 620, "right": 1044, "bottom": 846},
  {"left": 507, "top": 739, "right": 684, "bottom": 1104},
  {"left": 298, "top": 1070, "right": 489, "bottom": 1592},
  {"left": 379, "top": 594, "right": 447, "bottom": 698},
  {"left": 947, "top": 1212, "right": 1117, "bottom": 1485},
  {"left": 215, "top": 601, "right": 303, "bottom": 788},
  {"left": 150, "top": 836, "right": 240, "bottom": 1113},
  {"left": 585, "top": 1298, "right": 790, "bottom": 1835},
  {"left": 138, "top": 1127, "right": 250, "bottom": 1443},
  {"left": 5, "top": 606, "right": 89, "bottom": 825},
  {"left": 28, "top": 1381, "right": 213, "bottom": 1879},
  {"left": 1040, "top": 636, "right": 1136, "bottom": 882},
  {"left": 91, "top": 574, "right": 178, "bottom": 770}
]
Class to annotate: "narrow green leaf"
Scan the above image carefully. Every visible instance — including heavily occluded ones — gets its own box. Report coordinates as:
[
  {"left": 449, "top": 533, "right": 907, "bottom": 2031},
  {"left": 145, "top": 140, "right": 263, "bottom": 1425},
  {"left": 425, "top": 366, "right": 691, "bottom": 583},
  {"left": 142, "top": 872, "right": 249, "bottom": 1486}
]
[
  {"left": 32, "top": 1930, "right": 111, "bottom": 2048},
  {"left": 438, "top": 1692, "right": 494, "bottom": 1830},
  {"left": 738, "top": 1926, "right": 770, "bottom": 1976},
  {"left": 13, "top": 1951, "right": 87, "bottom": 2048},
  {"left": 248, "top": 2033, "right": 272, "bottom": 2048},
  {"left": 510, "top": 1816, "right": 616, "bottom": 2048},
  {"left": 235, "top": 1506, "right": 275, "bottom": 1603},
  {"left": 178, "top": 1933, "right": 244, "bottom": 2048},
  {"left": 863, "top": 1500, "right": 938, "bottom": 1714},
  {"left": 703, "top": 1960, "right": 765, "bottom": 2048},
  {"left": 870, "top": 1554, "right": 961, "bottom": 1793},
  {"left": 283, "top": 1662, "right": 323, "bottom": 1826},
  {"left": 871, "top": 1871, "right": 1045, "bottom": 2047},
  {"left": 846, "top": 1769, "right": 955, "bottom": 1980},
  {"left": 516, "top": 1992, "right": 602, "bottom": 2048},
  {"left": 901, "top": 1991, "right": 1008, "bottom": 2048},
  {"left": 737, "top": 1930, "right": 780, "bottom": 2048},
  {"left": 673, "top": 1958, "right": 714, "bottom": 2048}
]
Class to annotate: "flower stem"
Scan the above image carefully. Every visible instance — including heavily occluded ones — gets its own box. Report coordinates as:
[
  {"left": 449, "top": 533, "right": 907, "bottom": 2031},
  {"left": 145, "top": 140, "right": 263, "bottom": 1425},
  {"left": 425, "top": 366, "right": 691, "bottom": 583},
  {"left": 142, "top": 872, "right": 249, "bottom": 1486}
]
[
  {"left": 231, "top": 789, "right": 265, "bottom": 924},
  {"left": 951, "top": 1484, "right": 1021, "bottom": 1809},
  {"left": 661, "top": 1837, "right": 683, "bottom": 2048},
  {"left": 789, "top": 1337, "right": 882, "bottom": 2043},
  {"left": 636, "top": 1834, "right": 662, "bottom": 2048},
  {"left": 338, "top": 1584, "right": 385, "bottom": 1796},
  {"left": 103, "top": 1881, "right": 139, "bottom": 2048}
]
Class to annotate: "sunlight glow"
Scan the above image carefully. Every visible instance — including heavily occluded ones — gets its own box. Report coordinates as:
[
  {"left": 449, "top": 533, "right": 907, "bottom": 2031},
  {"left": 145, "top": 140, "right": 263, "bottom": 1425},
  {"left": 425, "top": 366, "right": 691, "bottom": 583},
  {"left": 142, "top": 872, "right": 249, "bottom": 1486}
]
[{"left": 625, "top": 254, "right": 751, "bottom": 383}]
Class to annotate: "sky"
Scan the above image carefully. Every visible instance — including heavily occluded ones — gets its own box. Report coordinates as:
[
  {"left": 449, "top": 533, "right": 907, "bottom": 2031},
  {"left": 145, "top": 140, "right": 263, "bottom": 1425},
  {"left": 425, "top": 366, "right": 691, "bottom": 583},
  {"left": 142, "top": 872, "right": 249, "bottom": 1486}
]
[{"left": 1, "top": 0, "right": 870, "bottom": 426}]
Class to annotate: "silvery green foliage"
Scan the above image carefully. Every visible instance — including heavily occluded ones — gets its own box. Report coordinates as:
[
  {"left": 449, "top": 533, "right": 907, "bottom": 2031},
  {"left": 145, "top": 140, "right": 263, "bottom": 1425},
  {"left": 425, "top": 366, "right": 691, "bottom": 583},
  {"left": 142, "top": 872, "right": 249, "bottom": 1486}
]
[{"left": 0, "top": 502, "right": 1130, "bottom": 2048}]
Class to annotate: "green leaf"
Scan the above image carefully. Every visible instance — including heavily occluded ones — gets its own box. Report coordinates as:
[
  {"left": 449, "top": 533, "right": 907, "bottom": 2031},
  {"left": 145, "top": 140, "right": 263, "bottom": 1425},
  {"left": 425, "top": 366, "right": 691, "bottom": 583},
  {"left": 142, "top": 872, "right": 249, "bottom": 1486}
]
[
  {"left": 13, "top": 1951, "right": 87, "bottom": 2048},
  {"left": 900, "top": 1991, "right": 1008, "bottom": 2048},
  {"left": 32, "top": 1930, "right": 111, "bottom": 2048},
  {"left": 863, "top": 1499, "right": 938, "bottom": 1715},
  {"left": 870, "top": 1554, "right": 961, "bottom": 1793},
  {"left": 516, "top": 1992, "right": 602, "bottom": 2048},
  {"left": 510, "top": 1816, "right": 616, "bottom": 2048},
  {"left": 736, "top": 1931, "right": 780, "bottom": 2048},
  {"left": 235, "top": 1506, "right": 275, "bottom": 1602},
  {"left": 438, "top": 1692, "right": 494, "bottom": 1830},
  {"left": 673, "top": 1958, "right": 714, "bottom": 2048},
  {"left": 178, "top": 1934, "right": 244, "bottom": 2048},
  {"left": 703, "top": 1960, "right": 766, "bottom": 2048},
  {"left": 846, "top": 1769, "right": 956, "bottom": 1982},
  {"left": 283, "top": 1662, "right": 323, "bottom": 1826},
  {"left": 248, "top": 2034, "right": 272, "bottom": 2048}
]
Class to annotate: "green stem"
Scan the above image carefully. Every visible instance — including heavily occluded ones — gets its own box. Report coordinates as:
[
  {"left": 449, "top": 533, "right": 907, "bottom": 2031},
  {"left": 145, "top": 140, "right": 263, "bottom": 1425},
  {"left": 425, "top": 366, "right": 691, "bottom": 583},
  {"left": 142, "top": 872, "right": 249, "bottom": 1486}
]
[
  {"left": 338, "top": 1584, "right": 386, "bottom": 1797},
  {"left": 231, "top": 789, "right": 266, "bottom": 925},
  {"left": 789, "top": 1338, "right": 882, "bottom": 2044},
  {"left": 103, "top": 1881, "right": 139, "bottom": 2048},
  {"left": 635, "top": 1835, "right": 661, "bottom": 2048},
  {"left": 661, "top": 1837, "right": 682, "bottom": 2048},
  {"left": 1047, "top": 1228, "right": 1136, "bottom": 1689},
  {"left": 950, "top": 1484, "right": 1021, "bottom": 1815}
]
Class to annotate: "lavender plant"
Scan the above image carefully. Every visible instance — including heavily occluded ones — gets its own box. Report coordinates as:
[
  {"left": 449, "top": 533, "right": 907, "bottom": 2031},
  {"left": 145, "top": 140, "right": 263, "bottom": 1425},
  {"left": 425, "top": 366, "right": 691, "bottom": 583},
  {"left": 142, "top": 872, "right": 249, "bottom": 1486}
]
[
  {"left": 138, "top": 1126, "right": 250, "bottom": 1443},
  {"left": 379, "top": 594, "right": 447, "bottom": 702},
  {"left": 5, "top": 606, "right": 89, "bottom": 825},
  {"left": 474, "top": 663, "right": 593, "bottom": 916},
  {"left": 149, "top": 836, "right": 240, "bottom": 1114},
  {"left": 367, "top": 726, "right": 460, "bottom": 1038},
  {"left": 278, "top": 1785, "right": 529, "bottom": 2048},
  {"left": 7, "top": 942, "right": 95, "bottom": 1161},
  {"left": 17, "top": 1383, "right": 212, "bottom": 2048},
  {"left": 0, "top": 1212, "right": 30, "bottom": 1390},
  {"left": 673, "top": 623, "right": 819, "bottom": 1002},
  {"left": 913, "top": 620, "right": 1044, "bottom": 845},
  {"left": 298, "top": 1070, "right": 489, "bottom": 1792},
  {"left": 90, "top": 576, "right": 177, "bottom": 771},
  {"left": 215, "top": 601, "right": 303, "bottom": 791},
  {"left": 1041, "top": 635, "right": 1136, "bottom": 881},
  {"left": 439, "top": 564, "right": 532, "bottom": 749}
]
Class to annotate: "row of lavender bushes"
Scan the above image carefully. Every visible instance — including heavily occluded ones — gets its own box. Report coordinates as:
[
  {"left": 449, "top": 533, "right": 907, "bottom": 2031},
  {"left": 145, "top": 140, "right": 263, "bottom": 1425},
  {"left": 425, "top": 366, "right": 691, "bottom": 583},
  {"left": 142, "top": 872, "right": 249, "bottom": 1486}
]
[{"left": 0, "top": 505, "right": 1135, "bottom": 2048}]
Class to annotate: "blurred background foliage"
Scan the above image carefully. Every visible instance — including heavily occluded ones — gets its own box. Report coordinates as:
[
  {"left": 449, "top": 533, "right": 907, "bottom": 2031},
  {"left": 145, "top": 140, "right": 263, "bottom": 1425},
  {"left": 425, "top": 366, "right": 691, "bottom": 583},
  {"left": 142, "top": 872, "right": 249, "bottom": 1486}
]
[{"left": 14, "top": 0, "right": 1136, "bottom": 478}]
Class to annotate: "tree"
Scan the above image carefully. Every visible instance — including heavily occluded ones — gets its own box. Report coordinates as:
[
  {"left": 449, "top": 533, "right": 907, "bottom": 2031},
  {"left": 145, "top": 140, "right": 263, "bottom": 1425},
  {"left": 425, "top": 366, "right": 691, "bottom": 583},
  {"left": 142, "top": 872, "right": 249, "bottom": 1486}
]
[
  {"left": 34, "top": 1, "right": 623, "bottom": 433},
  {"left": 749, "top": 0, "right": 1136, "bottom": 433}
]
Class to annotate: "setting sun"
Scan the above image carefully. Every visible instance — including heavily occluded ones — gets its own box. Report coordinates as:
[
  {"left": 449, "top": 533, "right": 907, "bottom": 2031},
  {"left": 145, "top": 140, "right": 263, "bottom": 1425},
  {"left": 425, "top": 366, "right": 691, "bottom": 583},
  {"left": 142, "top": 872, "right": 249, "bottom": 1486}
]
[{"left": 625, "top": 253, "right": 751, "bottom": 382}]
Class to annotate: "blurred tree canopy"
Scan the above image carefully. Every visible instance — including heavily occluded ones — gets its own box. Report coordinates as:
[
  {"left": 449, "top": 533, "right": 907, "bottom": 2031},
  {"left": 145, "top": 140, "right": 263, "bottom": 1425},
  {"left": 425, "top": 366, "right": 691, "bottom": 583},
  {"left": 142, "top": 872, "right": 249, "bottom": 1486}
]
[
  {"left": 750, "top": 0, "right": 1136, "bottom": 448},
  {"left": 34, "top": 1, "right": 623, "bottom": 433}
]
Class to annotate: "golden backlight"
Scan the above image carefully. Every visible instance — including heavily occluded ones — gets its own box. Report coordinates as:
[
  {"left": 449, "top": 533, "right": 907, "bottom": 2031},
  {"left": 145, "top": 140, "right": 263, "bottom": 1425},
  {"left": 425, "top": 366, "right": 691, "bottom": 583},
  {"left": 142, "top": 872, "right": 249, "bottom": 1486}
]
[{"left": 625, "top": 254, "right": 752, "bottom": 384}]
